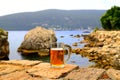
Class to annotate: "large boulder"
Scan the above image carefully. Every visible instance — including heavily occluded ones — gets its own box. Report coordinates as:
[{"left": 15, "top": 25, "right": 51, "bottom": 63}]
[
  {"left": 18, "top": 27, "right": 57, "bottom": 56},
  {"left": 0, "top": 28, "right": 9, "bottom": 59}
]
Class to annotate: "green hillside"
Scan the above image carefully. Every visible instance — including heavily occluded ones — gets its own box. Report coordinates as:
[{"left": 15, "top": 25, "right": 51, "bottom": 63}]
[{"left": 0, "top": 9, "right": 106, "bottom": 30}]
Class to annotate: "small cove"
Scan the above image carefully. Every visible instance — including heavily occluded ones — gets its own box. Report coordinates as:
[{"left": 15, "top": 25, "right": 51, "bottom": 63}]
[{"left": 8, "top": 30, "right": 94, "bottom": 67}]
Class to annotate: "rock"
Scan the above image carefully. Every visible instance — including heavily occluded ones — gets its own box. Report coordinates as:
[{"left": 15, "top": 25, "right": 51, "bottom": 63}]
[
  {"left": 78, "top": 30, "right": 120, "bottom": 69},
  {"left": 65, "top": 68, "right": 105, "bottom": 80},
  {"left": 106, "top": 69, "right": 120, "bottom": 80},
  {"left": 0, "top": 64, "right": 24, "bottom": 75},
  {"left": 72, "top": 42, "right": 78, "bottom": 46},
  {"left": 0, "top": 28, "right": 9, "bottom": 59},
  {"left": 0, "top": 71, "right": 43, "bottom": 80},
  {"left": 113, "top": 54, "right": 120, "bottom": 70},
  {"left": 18, "top": 27, "right": 57, "bottom": 56},
  {"left": 0, "top": 60, "right": 42, "bottom": 67},
  {"left": 27, "top": 63, "right": 79, "bottom": 79},
  {"left": 1, "top": 60, "right": 111, "bottom": 80},
  {"left": 95, "top": 42, "right": 104, "bottom": 47},
  {"left": 60, "top": 36, "right": 64, "bottom": 38},
  {"left": 70, "top": 34, "right": 73, "bottom": 36},
  {"left": 0, "top": 60, "right": 43, "bottom": 80},
  {"left": 74, "top": 34, "right": 80, "bottom": 38},
  {"left": 83, "top": 30, "right": 90, "bottom": 33},
  {"left": 98, "top": 72, "right": 111, "bottom": 79}
]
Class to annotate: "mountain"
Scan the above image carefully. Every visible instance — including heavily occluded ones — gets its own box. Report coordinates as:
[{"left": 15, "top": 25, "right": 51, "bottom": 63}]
[{"left": 0, "top": 9, "right": 106, "bottom": 30}]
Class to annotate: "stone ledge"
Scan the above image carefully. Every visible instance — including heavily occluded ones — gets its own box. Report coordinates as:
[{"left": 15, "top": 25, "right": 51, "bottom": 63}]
[
  {"left": 0, "top": 64, "right": 24, "bottom": 75},
  {"left": 64, "top": 68, "right": 105, "bottom": 80},
  {"left": 0, "top": 71, "right": 43, "bottom": 80},
  {"left": 0, "top": 60, "right": 42, "bottom": 67},
  {"left": 0, "top": 60, "right": 119, "bottom": 80},
  {"left": 27, "top": 63, "right": 79, "bottom": 79}
]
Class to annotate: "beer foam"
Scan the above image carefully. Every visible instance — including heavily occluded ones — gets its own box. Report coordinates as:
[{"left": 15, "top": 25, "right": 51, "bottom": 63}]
[{"left": 51, "top": 48, "right": 63, "bottom": 50}]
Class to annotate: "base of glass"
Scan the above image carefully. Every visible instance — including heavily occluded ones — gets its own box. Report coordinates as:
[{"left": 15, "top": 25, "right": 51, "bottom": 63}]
[{"left": 51, "top": 64, "right": 65, "bottom": 68}]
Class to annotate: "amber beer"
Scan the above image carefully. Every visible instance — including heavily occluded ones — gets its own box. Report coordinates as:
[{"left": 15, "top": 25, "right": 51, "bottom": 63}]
[{"left": 50, "top": 48, "right": 65, "bottom": 68}]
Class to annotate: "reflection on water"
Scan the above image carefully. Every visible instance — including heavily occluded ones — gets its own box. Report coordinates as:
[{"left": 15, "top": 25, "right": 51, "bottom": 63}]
[
  {"left": 0, "top": 57, "right": 9, "bottom": 60},
  {"left": 8, "top": 30, "right": 94, "bottom": 67},
  {"left": 21, "top": 53, "right": 50, "bottom": 62},
  {"left": 66, "top": 54, "right": 94, "bottom": 67}
]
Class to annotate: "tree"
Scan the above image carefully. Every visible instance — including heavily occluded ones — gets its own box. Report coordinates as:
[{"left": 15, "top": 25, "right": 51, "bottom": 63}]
[{"left": 100, "top": 6, "right": 120, "bottom": 30}]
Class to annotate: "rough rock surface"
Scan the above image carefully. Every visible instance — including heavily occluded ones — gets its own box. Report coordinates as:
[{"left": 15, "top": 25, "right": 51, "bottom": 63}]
[
  {"left": 73, "top": 30, "right": 120, "bottom": 69},
  {"left": 18, "top": 27, "right": 57, "bottom": 56},
  {"left": 113, "top": 54, "right": 120, "bottom": 70},
  {"left": 0, "top": 28, "right": 9, "bottom": 59},
  {"left": 0, "top": 60, "right": 118, "bottom": 80},
  {"left": 106, "top": 69, "right": 120, "bottom": 80},
  {"left": 65, "top": 68, "right": 105, "bottom": 80},
  {"left": 27, "top": 63, "right": 79, "bottom": 79}
]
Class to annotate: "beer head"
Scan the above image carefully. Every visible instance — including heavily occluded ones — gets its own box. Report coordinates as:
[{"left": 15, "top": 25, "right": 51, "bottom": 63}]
[{"left": 51, "top": 48, "right": 63, "bottom": 50}]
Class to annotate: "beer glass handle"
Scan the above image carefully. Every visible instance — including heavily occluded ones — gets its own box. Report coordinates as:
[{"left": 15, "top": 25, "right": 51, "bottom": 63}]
[{"left": 64, "top": 44, "right": 72, "bottom": 63}]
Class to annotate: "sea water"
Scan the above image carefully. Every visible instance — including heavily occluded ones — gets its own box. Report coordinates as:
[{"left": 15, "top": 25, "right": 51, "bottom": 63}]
[{"left": 8, "top": 30, "right": 94, "bottom": 67}]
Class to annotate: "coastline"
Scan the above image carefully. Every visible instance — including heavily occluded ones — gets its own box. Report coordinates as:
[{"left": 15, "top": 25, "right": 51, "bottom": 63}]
[{"left": 73, "top": 30, "right": 120, "bottom": 70}]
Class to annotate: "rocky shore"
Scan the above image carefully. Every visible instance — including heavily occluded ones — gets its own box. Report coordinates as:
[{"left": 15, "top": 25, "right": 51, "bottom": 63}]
[
  {"left": 0, "top": 29, "right": 9, "bottom": 59},
  {"left": 0, "top": 28, "right": 120, "bottom": 79},
  {"left": 0, "top": 60, "right": 120, "bottom": 80},
  {"left": 73, "top": 30, "right": 120, "bottom": 70}
]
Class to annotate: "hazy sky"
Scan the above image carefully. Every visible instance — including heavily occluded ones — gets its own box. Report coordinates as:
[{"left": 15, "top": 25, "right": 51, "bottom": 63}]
[{"left": 0, "top": 0, "right": 119, "bottom": 16}]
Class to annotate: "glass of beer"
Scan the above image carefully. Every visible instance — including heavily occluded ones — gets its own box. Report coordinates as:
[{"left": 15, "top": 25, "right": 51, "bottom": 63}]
[{"left": 50, "top": 42, "right": 71, "bottom": 68}]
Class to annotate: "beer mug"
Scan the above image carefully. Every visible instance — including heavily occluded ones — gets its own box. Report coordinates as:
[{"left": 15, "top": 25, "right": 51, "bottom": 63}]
[{"left": 50, "top": 42, "right": 71, "bottom": 68}]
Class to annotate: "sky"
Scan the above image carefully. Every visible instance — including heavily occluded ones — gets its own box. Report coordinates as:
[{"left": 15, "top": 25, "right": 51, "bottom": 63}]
[{"left": 0, "top": 0, "right": 120, "bottom": 16}]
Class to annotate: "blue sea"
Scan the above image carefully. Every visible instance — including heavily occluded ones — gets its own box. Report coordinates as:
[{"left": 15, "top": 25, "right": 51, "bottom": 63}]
[{"left": 8, "top": 30, "right": 94, "bottom": 67}]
